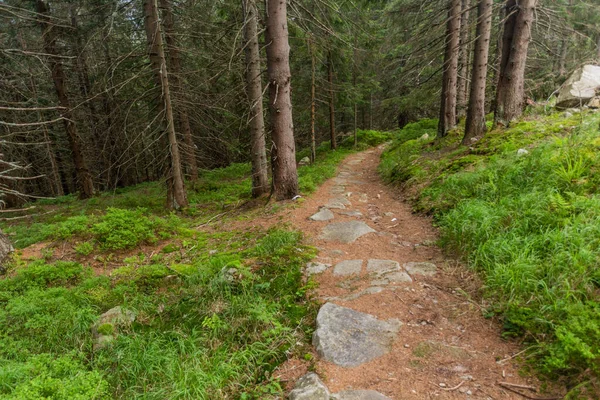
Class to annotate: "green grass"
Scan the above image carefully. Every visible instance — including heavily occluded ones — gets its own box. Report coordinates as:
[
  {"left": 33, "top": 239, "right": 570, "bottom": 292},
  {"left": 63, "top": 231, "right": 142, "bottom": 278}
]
[
  {"left": 0, "top": 229, "right": 315, "bottom": 399},
  {"left": 0, "top": 130, "right": 394, "bottom": 399},
  {"left": 380, "top": 110, "right": 600, "bottom": 389}
]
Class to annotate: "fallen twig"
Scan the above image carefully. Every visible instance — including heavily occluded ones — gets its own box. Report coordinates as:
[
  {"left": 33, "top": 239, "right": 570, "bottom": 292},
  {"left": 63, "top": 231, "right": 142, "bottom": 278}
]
[
  {"left": 499, "top": 382, "right": 537, "bottom": 391},
  {"left": 441, "top": 381, "right": 465, "bottom": 391},
  {"left": 497, "top": 348, "right": 528, "bottom": 364},
  {"left": 497, "top": 383, "right": 562, "bottom": 400}
]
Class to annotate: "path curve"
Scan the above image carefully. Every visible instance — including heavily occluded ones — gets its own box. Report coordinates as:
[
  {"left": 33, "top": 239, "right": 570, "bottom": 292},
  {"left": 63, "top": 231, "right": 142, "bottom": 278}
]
[{"left": 279, "top": 147, "right": 548, "bottom": 400}]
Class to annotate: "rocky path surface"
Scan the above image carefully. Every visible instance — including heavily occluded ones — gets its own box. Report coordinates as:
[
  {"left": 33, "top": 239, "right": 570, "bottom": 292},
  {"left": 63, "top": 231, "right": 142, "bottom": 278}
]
[{"left": 279, "top": 147, "right": 554, "bottom": 400}]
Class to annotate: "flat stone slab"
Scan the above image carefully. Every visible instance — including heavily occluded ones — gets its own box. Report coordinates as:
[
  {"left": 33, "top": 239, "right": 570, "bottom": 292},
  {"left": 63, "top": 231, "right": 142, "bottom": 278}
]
[
  {"left": 367, "top": 259, "right": 400, "bottom": 274},
  {"left": 310, "top": 208, "right": 335, "bottom": 221},
  {"left": 343, "top": 286, "right": 384, "bottom": 301},
  {"left": 404, "top": 261, "right": 438, "bottom": 276},
  {"left": 326, "top": 197, "right": 352, "bottom": 209},
  {"left": 320, "top": 221, "right": 375, "bottom": 243},
  {"left": 339, "top": 210, "right": 363, "bottom": 217},
  {"left": 333, "top": 260, "right": 363, "bottom": 276},
  {"left": 331, "top": 390, "right": 392, "bottom": 400},
  {"left": 313, "top": 303, "right": 401, "bottom": 367},
  {"left": 372, "top": 271, "right": 412, "bottom": 285},
  {"left": 289, "top": 373, "right": 330, "bottom": 400},
  {"left": 306, "top": 262, "right": 331, "bottom": 276},
  {"left": 368, "top": 259, "right": 412, "bottom": 285},
  {"left": 330, "top": 186, "right": 346, "bottom": 194}
]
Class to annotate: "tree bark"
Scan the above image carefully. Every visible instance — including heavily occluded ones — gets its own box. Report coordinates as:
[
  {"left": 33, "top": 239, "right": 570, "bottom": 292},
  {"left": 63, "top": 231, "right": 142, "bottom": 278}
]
[
  {"left": 463, "top": 0, "right": 493, "bottom": 144},
  {"left": 494, "top": 0, "right": 536, "bottom": 126},
  {"left": 596, "top": 35, "right": 600, "bottom": 61},
  {"left": 438, "top": 0, "right": 462, "bottom": 138},
  {"left": 36, "top": 0, "right": 94, "bottom": 199},
  {"left": 242, "top": 0, "right": 269, "bottom": 197},
  {"left": 160, "top": 0, "right": 199, "bottom": 182},
  {"left": 327, "top": 49, "right": 337, "bottom": 149},
  {"left": 309, "top": 37, "right": 317, "bottom": 163},
  {"left": 558, "top": 39, "right": 568, "bottom": 76},
  {"left": 457, "top": 0, "right": 471, "bottom": 118},
  {"left": 143, "top": 0, "right": 188, "bottom": 209},
  {"left": 265, "top": 0, "right": 299, "bottom": 200},
  {"left": 70, "top": 6, "right": 108, "bottom": 190}
]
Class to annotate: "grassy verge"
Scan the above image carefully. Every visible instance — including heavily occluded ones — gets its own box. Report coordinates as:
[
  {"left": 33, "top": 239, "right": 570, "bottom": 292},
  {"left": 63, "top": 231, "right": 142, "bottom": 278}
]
[
  {"left": 0, "top": 130, "right": 392, "bottom": 399},
  {"left": 380, "top": 111, "right": 600, "bottom": 394}
]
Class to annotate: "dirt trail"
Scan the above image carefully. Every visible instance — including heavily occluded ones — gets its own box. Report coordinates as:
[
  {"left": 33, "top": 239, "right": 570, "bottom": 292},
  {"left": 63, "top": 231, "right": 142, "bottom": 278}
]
[{"left": 271, "top": 147, "right": 558, "bottom": 400}]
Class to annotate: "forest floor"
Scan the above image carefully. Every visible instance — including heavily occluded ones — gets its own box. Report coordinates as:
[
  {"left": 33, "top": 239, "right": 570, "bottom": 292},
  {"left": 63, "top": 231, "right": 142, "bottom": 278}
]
[{"left": 223, "top": 146, "right": 565, "bottom": 399}]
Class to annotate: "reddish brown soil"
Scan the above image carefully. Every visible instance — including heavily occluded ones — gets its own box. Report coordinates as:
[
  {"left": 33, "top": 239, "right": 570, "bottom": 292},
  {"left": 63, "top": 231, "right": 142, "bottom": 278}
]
[{"left": 260, "top": 147, "right": 563, "bottom": 400}]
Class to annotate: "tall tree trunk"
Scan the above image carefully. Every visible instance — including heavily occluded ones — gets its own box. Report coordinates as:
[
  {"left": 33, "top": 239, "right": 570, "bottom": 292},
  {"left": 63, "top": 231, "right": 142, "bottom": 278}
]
[
  {"left": 242, "top": 0, "right": 269, "bottom": 197},
  {"left": 70, "top": 6, "right": 108, "bottom": 190},
  {"left": 160, "top": 0, "right": 198, "bottom": 182},
  {"left": 457, "top": 0, "right": 471, "bottom": 118},
  {"left": 558, "top": 39, "right": 568, "bottom": 76},
  {"left": 327, "top": 49, "right": 337, "bottom": 149},
  {"left": 143, "top": 0, "right": 188, "bottom": 209},
  {"left": 463, "top": 0, "right": 493, "bottom": 144},
  {"left": 494, "top": 0, "right": 536, "bottom": 126},
  {"left": 265, "top": 0, "right": 298, "bottom": 200},
  {"left": 596, "top": 35, "right": 600, "bottom": 61},
  {"left": 353, "top": 35, "right": 358, "bottom": 147},
  {"left": 36, "top": 0, "right": 94, "bottom": 199},
  {"left": 310, "top": 37, "right": 317, "bottom": 163},
  {"left": 18, "top": 30, "right": 64, "bottom": 197},
  {"left": 438, "top": 0, "right": 462, "bottom": 138}
]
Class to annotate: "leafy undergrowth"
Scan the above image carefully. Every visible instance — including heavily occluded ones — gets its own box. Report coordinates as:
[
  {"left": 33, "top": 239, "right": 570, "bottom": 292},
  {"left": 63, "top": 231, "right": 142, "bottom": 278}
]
[
  {"left": 0, "top": 229, "right": 315, "bottom": 399},
  {"left": 0, "top": 130, "right": 393, "bottom": 399},
  {"left": 381, "top": 110, "right": 600, "bottom": 394}
]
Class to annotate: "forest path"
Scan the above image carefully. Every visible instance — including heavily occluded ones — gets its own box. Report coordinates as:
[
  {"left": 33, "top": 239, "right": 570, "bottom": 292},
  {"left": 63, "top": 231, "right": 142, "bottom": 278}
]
[{"left": 278, "top": 146, "right": 549, "bottom": 400}]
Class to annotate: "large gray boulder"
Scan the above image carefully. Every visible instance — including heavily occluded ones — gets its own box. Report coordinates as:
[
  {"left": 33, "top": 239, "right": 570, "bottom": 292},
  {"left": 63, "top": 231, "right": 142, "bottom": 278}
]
[
  {"left": 313, "top": 303, "right": 401, "bottom": 367},
  {"left": 556, "top": 65, "right": 600, "bottom": 109},
  {"left": 289, "top": 373, "right": 330, "bottom": 400}
]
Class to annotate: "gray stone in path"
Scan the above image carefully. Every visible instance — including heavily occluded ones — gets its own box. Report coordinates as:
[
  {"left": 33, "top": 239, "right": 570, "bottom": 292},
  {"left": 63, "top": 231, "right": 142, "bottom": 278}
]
[
  {"left": 310, "top": 208, "right": 335, "bottom": 221},
  {"left": 333, "top": 260, "right": 363, "bottom": 276},
  {"left": 331, "top": 390, "right": 392, "bottom": 400},
  {"left": 326, "top": 197, "right": 352, "bottom": 209},
  {"left": 313, "top": 303, "right": 401, "bottom": 367},
  {"left": 404, "top": 261, "right": 438, "bottom": 276},
  {"left": 289, "top": 373, "right": 391, "bottom": 400},
  {"left": 289, "top": 373, "right": 330, "bottom": 400},
  {"left": 339, "top": 210, "right": 363, "bottom": 217},
  {"left": 330, "top": 186, "right": 346, "bottom": 194},
  {"left": 367, "top": 259, "right": 412, "bottom": 284},
  {"left": 306, "top": 262, "right": 331, "bottom": 276},
  {"left": 320, "top": 221, "right": 375, "bottom": 243},
  {"left": 367, "top": 259, "right": 400, "bottom": 273}
]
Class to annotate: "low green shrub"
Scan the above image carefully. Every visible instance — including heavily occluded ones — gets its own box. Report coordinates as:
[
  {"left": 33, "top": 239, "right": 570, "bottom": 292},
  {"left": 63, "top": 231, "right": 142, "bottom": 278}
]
[{"left": 380, "top": 111, "right": 600, "bottom": 384}]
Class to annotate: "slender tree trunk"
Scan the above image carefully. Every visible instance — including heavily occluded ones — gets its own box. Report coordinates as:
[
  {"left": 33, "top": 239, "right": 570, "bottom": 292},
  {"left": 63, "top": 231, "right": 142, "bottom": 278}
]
[
  {"left": 18, "top": 31, "right": 64, "bottom": 197},
  {"left": 438, "top": 0, "right": 462, "bottom": 138},
  {"left": 353, "top": 36, "right": 358, "bottom": 147},
  {"left": 463, "top": 0, "right": 493, "bottom": 144},
  {"left": 160, "top": 0, "right": 198, "bottom": 182},
  {"left": 457, "top": 0, "right": 471, "bottom": 118},
  {"left": 494, "top": 0, "right": 536, "bottom": 126},
  {"left": 327, "top": 49, "right": 337, "bottom": 149},
  {"left": 310, "top": 37, "right": 317, "bottom": 163},
  {"left": 242, "top": 0, "right": 269, "bottom": 197},
  {"left": 71, "top": 6, "right": 108, "bottom": 189},
  {"left": 36, "top": 0, "right": 94, "bottom": 199},
  {"left": 558, "top": 39, "right": 568, "bottom": 76},
  {"left": 596, "top": 35, "right": 600, "bottom": 61},
  {"left": 143, "top": 0, "right": 188, "bottom": 209},
  {"left": 265, "top": 0, "right": 298, "bottom": 200}
]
